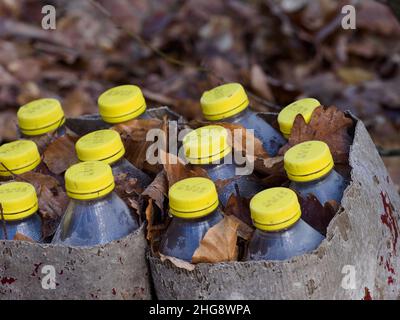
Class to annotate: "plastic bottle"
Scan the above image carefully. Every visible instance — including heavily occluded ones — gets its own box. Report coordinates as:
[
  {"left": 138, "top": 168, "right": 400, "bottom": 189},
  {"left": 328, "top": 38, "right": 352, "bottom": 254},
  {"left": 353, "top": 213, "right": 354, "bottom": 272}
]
[
  {"left": 182, "top": 125, "right": 263, "bottom": 206},
  {"left": 246, "top": 187, "right": 324, "bottom": 261},
  {"left": 159, "top": 177, "right": 223, "bottom": 262},
  {"left": 75, "top": 129, "right": 152, "bottom": 188},
  {"left": 200, "top": 83, "right": 286, "bottom": 156},
  {"left": 52, "top": 161, "right": 139, "bottom": 246},
  {"left": 0, "top": 182, "right": 42, "bottom": 241},
  {"left": 0, "top": 140, "right": 41, "bottom": 181},
  {"left": 98, "top": 84, "right": 151, "bottom": 124},
  {"left": 277, "top": 98, "right": 320, "bottom": 138},
  {"left": 284, "top": 140, "right": 347, "bottom": 205},
  {"left": 17, "top": 98, "right": 66, "bottom": 139}
]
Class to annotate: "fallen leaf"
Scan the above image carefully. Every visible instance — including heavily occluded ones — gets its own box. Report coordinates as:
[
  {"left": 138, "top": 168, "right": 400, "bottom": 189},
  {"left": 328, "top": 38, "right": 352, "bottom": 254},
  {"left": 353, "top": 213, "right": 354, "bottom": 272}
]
[
  {"left": 142, "top": 171, "right": 168, "bottom": 211},
  {"left": 17, "top": 172, "right": 69, "bottom": 238},
  {"left": 159, "top": 253, "right": 195, "bottom": 271},
  {"left": 161, "top": 149, "right": 209, "bottom": 188},
  {"left": 13, "top": 232, "right": 35, "bottom": 242},
  {"left": 192, "top": 215, "right": 239, "bottom": 264},
  {"left": 254, "top": 156, "right": 284, "bottom": 175},
  {"left": 224, "top": 193, "right": 254, "bottom": 241},
  {"left": 299, "top": 194, "right": 339, "bottom": 236},
  {"left": 114, "top": 173, "right": 143, "bottom": 217},
  {"left": 250, "top": 64, "right": 275, "bottom": 102},
  {"left": 43, "top": 134, "right": 79, "bottom": 175},
  {"left": 279, "top": 106, "right": 354, "bottom": 164}
]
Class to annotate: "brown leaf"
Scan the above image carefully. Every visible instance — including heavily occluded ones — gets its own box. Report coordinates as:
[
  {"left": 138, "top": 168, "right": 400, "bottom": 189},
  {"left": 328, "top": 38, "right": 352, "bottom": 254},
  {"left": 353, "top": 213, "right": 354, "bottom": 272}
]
[
  {"left": 114, "top": 173, "right": 143, "bottom": 215},
  {"left": 159, "top": 253, "right": 195, "bottom": 271},
  {"left": 224, "top": 194, "right": 254, "bottom": 241},
  {"left": 13, "top": 232, "right": 35, "bottom": 242},
  {"left": 161, "top": 150, "right": 209, "bottom": 188},
  {"left": 142, "top": 171, "right": 168, "bottom": 211},
  {"left": 113, "top": 119, "right": 164, "bottom": 173},
  {"left": 43, "top": 134, "right": 79, "bottom": 175},
  {"left": 279, "top": 106, "right": 354, "bottom": 164},
  {"left": 17, "top": 172, "right": 69, "bottom": 238},
  {"left": 254, "top": 156, "right": 284, "bottom": 175},
  {"left": 250, "top": 64, "right": 275, "bottom": 102},
  {"left": 192, "top": 215, "right": 239, "bottom": 264},
  {"left": 299, "top": 194, "right": 338, "bottom": 236},
  {"left": 218, "top": 122, "right": 269, "bottom": 158}
]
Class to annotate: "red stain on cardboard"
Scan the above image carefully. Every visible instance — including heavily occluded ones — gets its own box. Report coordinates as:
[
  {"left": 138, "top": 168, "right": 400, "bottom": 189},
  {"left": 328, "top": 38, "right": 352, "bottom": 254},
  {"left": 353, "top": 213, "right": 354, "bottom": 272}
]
[
  {"left": 363, "top": 287, "right": 372, "bottom": 300},
  {"left": 1, "top": 277, "right": 16, "bottom": 285},
  {"left": 380, "top": 192, "right": 398, "bottom": 255}
]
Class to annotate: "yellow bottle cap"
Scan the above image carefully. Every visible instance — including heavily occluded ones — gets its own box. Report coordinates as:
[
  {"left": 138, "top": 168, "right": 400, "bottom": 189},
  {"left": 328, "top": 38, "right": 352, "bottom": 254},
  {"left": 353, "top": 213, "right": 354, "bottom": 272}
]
[
  {"left": 65, "top": 161, "right": 115, "bottom": 200},
  {"left": 0, "top": 182, "right": 39, "bottom": 221},
  {"left": 98, "top": 85, "right": 146, "bottom": 123},
  {"left": 250, "top": 187, "right": 301, "bottom": 231},
  {"left": 277, "top": 98, "right": 320, "bottom": 138},
  {"left": 183, "top": 125, "right": 232, "bottom": 165},
  {"left": 284, "top": 141, "right": 334, "bottom": 182},
  {"left": 76, "top": 129, "right": 125, "bottom": 165},
  {"left": 17, "top": 98, "right": 65, "bottom": 136},
  {"left": 0, "top": 140, "right": 41, "bottom": 177},
  {"left": 200, "top": 83, "right": 249, "bottom": 121},
  {"left": 169, "top": 177, "right": 219, "bottom": 219}
]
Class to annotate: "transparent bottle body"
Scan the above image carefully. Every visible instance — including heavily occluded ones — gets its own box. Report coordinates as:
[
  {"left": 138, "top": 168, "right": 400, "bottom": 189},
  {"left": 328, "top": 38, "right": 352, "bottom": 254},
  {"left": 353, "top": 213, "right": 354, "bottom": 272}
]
[
  {"left": 111, "top": 158, "right": 152, "bottom": 189},
  {"left": 203, "top": 160, "right": 264, "bottom": 207},
  {"left": 0, "top": 213, "right": 42, "bottom": 241},
  {"left": 223, "top": 108, "right": 286, "bottom": 157},
  {"left": 160, "top": 209, "right": 224, "bottom": 262},
  {"left": 246, "top": 219, "right": 325, "bottom": 261},
  {"left": 52, "top": 192, "right": 138, "bottom": 247},
  {"left": 289, "top": 169, "right": 347, "bottom": 205}
]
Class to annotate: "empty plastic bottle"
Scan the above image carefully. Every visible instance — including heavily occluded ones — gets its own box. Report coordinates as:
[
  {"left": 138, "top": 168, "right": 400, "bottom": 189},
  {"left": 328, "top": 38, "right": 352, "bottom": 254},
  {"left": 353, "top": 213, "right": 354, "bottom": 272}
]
[
  {"left": 246, "top": 187, "right": 324, "bottom": 261},
  {"left": 284, "top": 140, "right": 347, "bottom": 205},
  {"left": 0, "top": 140, "right": 41, "bottom": 181},
  {"left": 200, "top": 83, "right": 286, "bottom": 156},
  {"left": 182, "top": 125, "right": 263, "bottom": 206},
  {"left": 17, "top": 98, "right": 67, "bottom": 139},
  {"left": 98, "top": 84, "right": 151, "bottom": 124},
  {"left": 277, "top": 98, "right": 320, "bottom": 138},
  {"left": 160, "top": 177, "right": 223, "bottom": 262},
  {"left": 52, "top": 161, "right": 139, "bottom": 246},
  {"left": 75, "top": 129, "right": 152, "bottom": 188},
  {"left": 0, "top": 182, "right": 42, "bottom": 241}
]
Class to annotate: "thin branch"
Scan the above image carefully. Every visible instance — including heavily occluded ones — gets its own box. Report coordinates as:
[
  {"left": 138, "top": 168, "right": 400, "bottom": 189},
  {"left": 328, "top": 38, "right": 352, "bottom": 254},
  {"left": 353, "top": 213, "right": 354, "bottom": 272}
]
[{"left": 88, "top": 0, "right": 280, "bottom": 110}]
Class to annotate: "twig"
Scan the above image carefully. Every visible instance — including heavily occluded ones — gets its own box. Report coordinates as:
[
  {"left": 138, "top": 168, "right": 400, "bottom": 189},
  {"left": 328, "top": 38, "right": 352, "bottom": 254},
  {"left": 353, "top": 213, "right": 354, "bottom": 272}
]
[
  {"left": 0, "top": 161, "right": 29, "bottom": 183},
  {"left": 0, "top": 203, "right": 8, "bottom": 240},
  {"left": 88, "top": 0, "right": 281, "bottom": 111}
]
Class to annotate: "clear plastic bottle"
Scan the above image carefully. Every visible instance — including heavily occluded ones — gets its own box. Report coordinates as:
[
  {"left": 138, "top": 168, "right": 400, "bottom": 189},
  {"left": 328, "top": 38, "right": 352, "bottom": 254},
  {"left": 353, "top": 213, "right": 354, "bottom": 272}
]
[
  {"left": 0, "top": 182, "right": 42, "bottom": 241},
  {"left": 246, "top": 187, "right": 324, "bottom": 261},
  {"left": 182, "top": 125, "right": 263, "bottom": 206},
  {"left": 17, "top": 98, "right": 67, "bottom": 144},
  {"left": 160, "top": 177, "right": 223, "bottom": 262},
  {"left": 75, "top": 129, "right": 152, "bottom": 188},
  {"left": 277, "top": 98, "right": 321, "bottom": 138},
  {"left": 52, "top": 161, "right": 139, "bottom": 247},
  {"left": 284, "top": 140, "right": 347, "bottom": 205},
  {"left": 97, "top": 84, "right": 151, "bottom": 125},
  {"left": 0, "top": 140, "right": 41, "bottom": 181},
  {"left": 200, "top": 83, "right": 286, "bottom": 156}
]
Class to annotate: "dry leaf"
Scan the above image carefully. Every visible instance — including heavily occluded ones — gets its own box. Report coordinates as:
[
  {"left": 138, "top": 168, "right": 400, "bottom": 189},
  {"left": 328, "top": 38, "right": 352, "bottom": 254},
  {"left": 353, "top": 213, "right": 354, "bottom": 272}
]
[
  {"left": 250, "top": 64, "right": 275, "bottom": 102},
  {"left": 17, "top": 172, "right": 68, "bottom": 238},
  {"left": 159, "top": 253, "right": 195, "bottom": 271},
  {"left": 279, "top": 106, "right": 354, "bottom": 164},
  {"left": 192, "top": 215, "right": 239, "bottom": 264},
  {"left": 13, "top": 232, "right": 35, "bottom": 242},
  {"left": 113, "top": 118, "right": 164, "bottom": 173},
  {"left": 299, "top": 194, "right": 339, "bottom": 236},
  {"left": 254, "top": 156, "right": 284, "bottom": 175},
  {"left": 224, "top": 194, "right": 254, "bottom": 241},
  {"left": 161, "top": 150, "right": 209, "bottom": 188},
  {"left": 43, "top": 134, "right": 79, "bottom": 175},
  {"left": 114, "top": 173, "right": 143, "bottom": 216},
  {"left": 142, "top": 171, "right": 168, "bottom": 211},
  {"left": 218, "top": 122, "right": 269, "bottom": 158}
]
